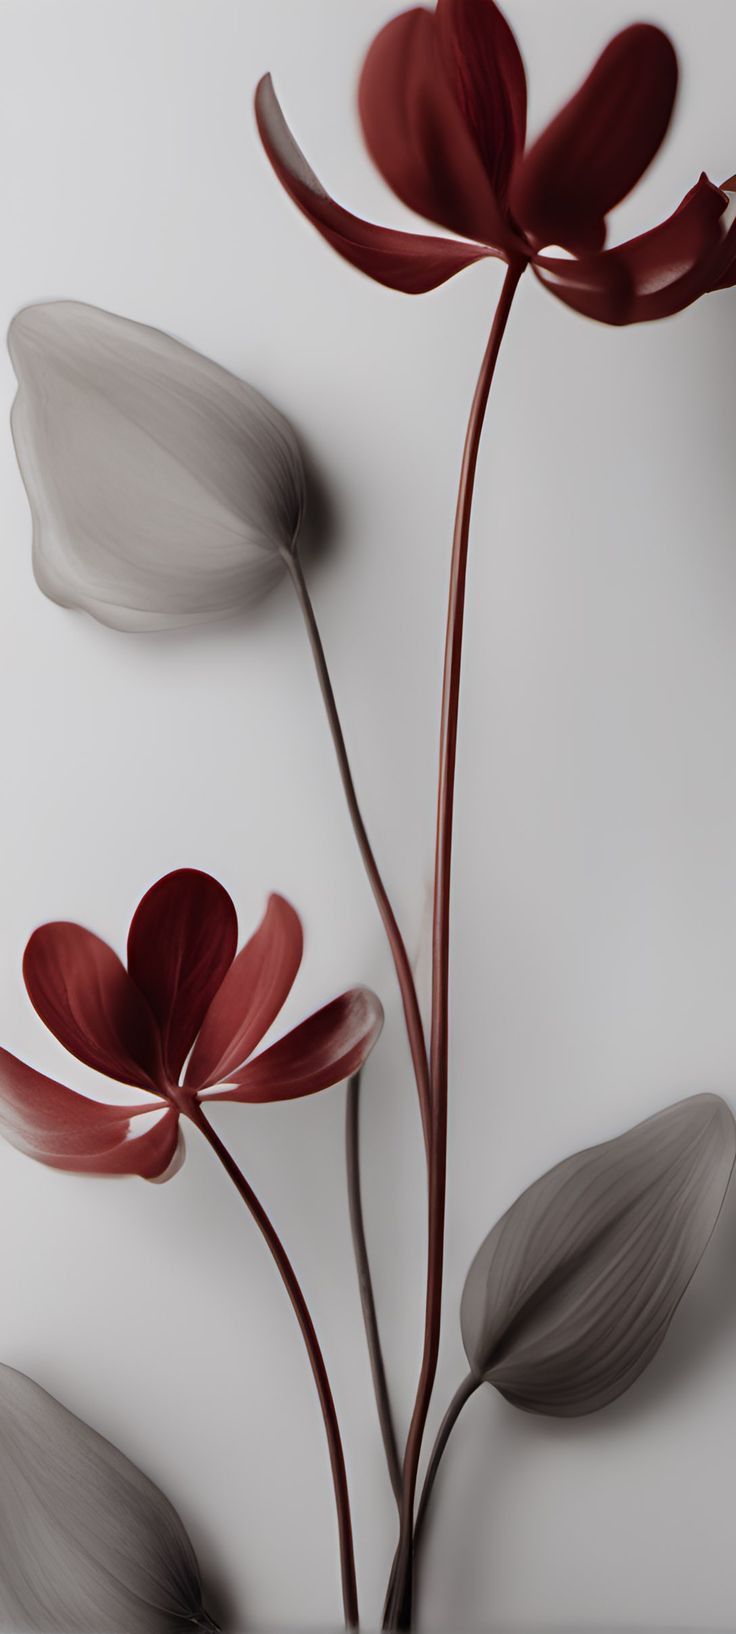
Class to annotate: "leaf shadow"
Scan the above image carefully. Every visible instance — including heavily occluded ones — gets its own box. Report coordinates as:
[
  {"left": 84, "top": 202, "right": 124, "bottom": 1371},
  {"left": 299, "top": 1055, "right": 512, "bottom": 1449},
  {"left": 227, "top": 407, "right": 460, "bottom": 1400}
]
[{"left": 295, "top": 421, "right": 341, "bottom": 578}]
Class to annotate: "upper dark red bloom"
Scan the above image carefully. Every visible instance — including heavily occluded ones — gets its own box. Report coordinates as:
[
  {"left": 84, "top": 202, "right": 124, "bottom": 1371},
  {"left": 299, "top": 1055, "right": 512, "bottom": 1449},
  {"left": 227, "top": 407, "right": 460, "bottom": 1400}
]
[
  {"left": 255, "top": 0, "right": 736, "bottom": 324},
  {"left": 0, "top": 869, "right": 383, "bottom": 1179}
]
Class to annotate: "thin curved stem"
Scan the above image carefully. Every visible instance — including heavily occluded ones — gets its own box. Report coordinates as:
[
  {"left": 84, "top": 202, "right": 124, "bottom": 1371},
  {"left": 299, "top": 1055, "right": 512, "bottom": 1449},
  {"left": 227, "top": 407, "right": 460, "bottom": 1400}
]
[
  {"left": 286, "top": 549, "right": 430, "bottom": 1157},
  {"left": 413, "top": 1373, "right": 479, "bottom": 1554},
  {"left": 382, "top": 1370, "right": 479, "bottom": 1618},
  {"left": 371, "top": 1377, "right": 479, "bottom": 1634},
  {"left": 189, "top": 1102, "right": 359, "bottom": 1630},
  {"left": 346, "top": 1070, "right": 402, "bottom": 1505},
  {"left": 384, "top": 261, "right": 524, "bottom": 1631}
]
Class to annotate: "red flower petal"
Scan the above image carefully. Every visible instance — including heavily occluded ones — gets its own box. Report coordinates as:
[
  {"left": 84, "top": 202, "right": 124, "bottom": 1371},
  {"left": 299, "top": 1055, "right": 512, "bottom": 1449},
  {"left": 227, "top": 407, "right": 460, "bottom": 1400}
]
[
  {"left": 23, "top": 924, "right": 162, "bottom": 1091},
  {"left": 533, "top": 174, "right": 731, "bottom": 325},
  {"left": 707, "top": 182, "right": 736, "bottom": 289},
  {"left": 711, "top": 257, "right": 736, "bottom": 291},
  {"left": 127, "top": 870, "right": 238, "bottom": 1083},
  {"left": 436, "top": 0, "right": 527, "bottom": 205},
  {"left": 0, "top": 1049, "right": 179, "bottom": 1178},
  {"left": 255, "top": 75, "right": 492, "bottom": 294},
  {"left": 185, "top": 894, "right": 303, "bottom": 1091},
  {"left": 358, "top": 7, "right": 513, "bottom": 250},
  {"left": 511, "top": 24, "right": 678, "bottom": 255},
  {"left": 203, "top": 987, "right": 384, "bottom": 1105}
]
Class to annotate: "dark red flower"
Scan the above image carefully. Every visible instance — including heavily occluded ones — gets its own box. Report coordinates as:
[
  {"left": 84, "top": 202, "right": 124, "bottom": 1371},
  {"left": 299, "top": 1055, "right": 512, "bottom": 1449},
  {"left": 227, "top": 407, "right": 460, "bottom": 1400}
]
[
  {"left": 255, "top": 0, "right": 736, "bottom": 324},
  {"left": 0, "top": 869, "right": 383, "bottom": 1180}
]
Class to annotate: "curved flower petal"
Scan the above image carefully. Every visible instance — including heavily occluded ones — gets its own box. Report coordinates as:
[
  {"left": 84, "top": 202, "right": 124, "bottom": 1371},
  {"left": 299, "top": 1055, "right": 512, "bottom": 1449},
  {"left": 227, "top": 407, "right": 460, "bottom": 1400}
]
[
  {"left": 358, "top": 7, "right": 514, "bottom": 250},
  {"left": 8, "top": 301, "right": 305, "bottom": 632},
  {"left": 23, "top": 924, "right": 162, "bottom": 1091},
  {"left": 533, "top": 175, "right": 734, "bottom": 324},
  {"left": 460, "top": 1094, "right": 736, "bottom": 1417},
  {"left": 255, "top": 75, "right": 493, "bottom": 294},
  {"left": 127, "top": 870, "right": 238, "bottom": 1083},
  {"left": 147, "top": 1124, "right": 187, "bottom": 1185},
  {"left": 0, "top": 1049, "right": 179, "bottom": 1179},
  {"left": 706, "top": 180, "right": 736, "bottom": 288},
  {"left": 436, "top": 0, "right": 527, "bottom": 206},
  {"left": 0, "top": 1366, "right": 215, "bottom": 1632},
  {"left": 185, "top": 894, "right": 303, "bottom": 1091},
  {"left": 204, "top": 987, "right": 384, "bottom": 1104},
  {"left": 511, "top": 24, "right": 677, "bottom": 254}
]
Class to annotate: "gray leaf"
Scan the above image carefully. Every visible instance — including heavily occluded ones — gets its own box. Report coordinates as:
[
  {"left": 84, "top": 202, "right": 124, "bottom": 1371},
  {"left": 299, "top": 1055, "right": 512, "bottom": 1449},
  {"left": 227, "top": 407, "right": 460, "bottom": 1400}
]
[
  {"left": 0, "top": 1366, "right": 215, "bottom": 1631},
  {"left": 461, "top": 1093, "right": 736, "bottom": 1416},
  {"left": 8, "top": 300, "right": 306, "bottom": 632}
]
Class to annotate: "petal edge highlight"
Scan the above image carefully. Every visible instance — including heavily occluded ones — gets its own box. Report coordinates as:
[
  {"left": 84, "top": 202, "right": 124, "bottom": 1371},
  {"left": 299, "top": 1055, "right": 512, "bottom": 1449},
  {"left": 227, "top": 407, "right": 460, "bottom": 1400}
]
[
  {"left": 533, "top": 176, "right": 734, "bottom": 325},
  {"left": 255, "top": 75, "right": 492, "bottom": 294},
  {"left": 205, "top": 987, "right": 384, "bottom": 1104},
  {"left": 186, "top": 894, "right": 303, "bottom": 1090},
  {"left": 0, "top": 1049, "right": 179, "bottom": 1179}
]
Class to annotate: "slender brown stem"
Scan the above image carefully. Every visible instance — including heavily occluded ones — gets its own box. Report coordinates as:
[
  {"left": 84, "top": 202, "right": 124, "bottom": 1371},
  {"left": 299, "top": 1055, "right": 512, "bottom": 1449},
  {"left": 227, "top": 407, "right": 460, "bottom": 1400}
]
[
  {"left": 346, "top": 1070, "right": 402, "bottom": 1505},
  {"left": 285, "top": 549, "right": 430, "bottom": 1156},
  {"left": 413, "top": 1373, "right": 479, "bottom": 1555},
  {"left": 384, "top": 262, "right": 524, "bottom": 1631},
  {"left": 189, "top": 1102, "right": 359, "bottom": 1629},
  {"left": 382, "top": 1370, "right": 479, "bottom": 1619}
]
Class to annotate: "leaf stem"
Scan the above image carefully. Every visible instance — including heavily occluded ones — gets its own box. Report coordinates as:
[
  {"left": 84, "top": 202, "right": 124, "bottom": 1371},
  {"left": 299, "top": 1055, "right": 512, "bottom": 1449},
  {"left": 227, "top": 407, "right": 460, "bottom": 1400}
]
[
  {"left": 189, "top": 1102, "right": 359, "bottom": 1629},
  {"left": 413, "top": 1373, "right": 479, "bottom": 1556},
  {"left": 384, "top": 261, "right": 524, "bottom": 1631},
  {"left": 285, "top": 549, "right": 430, "bottom": 1156},
  {"left": 345, "top": 1070, "right": 402, "bottom": 1505}
]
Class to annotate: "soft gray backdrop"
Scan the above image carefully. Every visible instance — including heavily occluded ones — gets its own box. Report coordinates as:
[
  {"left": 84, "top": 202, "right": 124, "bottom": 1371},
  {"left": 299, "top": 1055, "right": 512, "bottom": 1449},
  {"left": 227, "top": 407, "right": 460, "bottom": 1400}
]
[{"left": 1, "top": 1, "right": 735, "bottom": 1628}]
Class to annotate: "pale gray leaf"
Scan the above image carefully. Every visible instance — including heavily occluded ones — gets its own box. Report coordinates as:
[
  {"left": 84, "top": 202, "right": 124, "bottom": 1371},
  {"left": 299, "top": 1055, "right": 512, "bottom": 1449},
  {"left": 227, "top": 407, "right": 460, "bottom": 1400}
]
[
  {"left": 0, "top": 1366, "right": 215, "bottom": 1631},
  {"left": 8, "top": 301, "right": 306, "bottom": 632},
  {"left": 461, "top": 1093, "right": 736, "bottom": 1416}
]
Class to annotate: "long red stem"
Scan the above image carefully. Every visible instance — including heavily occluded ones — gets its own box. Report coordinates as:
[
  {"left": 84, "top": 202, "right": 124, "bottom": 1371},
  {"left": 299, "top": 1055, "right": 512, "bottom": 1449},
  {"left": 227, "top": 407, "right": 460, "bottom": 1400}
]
[
  {"left": 384, "top": 262, "right": 523, "bottom": 1630},
  {"left": 189, "top": 1103, "right": 359, "bottom": 1629}
]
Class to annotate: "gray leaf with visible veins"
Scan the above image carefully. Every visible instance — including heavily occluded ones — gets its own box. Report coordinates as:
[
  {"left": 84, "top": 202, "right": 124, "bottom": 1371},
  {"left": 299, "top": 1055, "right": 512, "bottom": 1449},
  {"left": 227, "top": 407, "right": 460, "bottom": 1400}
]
[
  {"left": 0, "top": 1366, "right": 216, "bottom": 1631},
  {"left": 461, "top": 1093, "right": 736, "bottom": 1416},
  {"left": 8, "top": 300, "right": 306, "bottom": 632}
]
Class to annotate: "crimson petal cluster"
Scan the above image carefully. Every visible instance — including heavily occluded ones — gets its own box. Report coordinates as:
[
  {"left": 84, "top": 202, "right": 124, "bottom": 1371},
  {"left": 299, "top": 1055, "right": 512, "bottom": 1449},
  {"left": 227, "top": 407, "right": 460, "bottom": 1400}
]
[
  {"left": 256, "top": 0, "right": 736, "bottom": 324},
  {"left": 0, "top": 869, "right": 383, "bottom": 1180}
]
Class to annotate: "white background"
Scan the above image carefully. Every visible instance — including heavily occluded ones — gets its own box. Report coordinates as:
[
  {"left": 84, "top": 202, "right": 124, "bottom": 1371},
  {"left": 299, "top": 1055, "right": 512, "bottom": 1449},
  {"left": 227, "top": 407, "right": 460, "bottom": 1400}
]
[{"left": 1, "top": 1, "right": 736, "bottom": 1628}]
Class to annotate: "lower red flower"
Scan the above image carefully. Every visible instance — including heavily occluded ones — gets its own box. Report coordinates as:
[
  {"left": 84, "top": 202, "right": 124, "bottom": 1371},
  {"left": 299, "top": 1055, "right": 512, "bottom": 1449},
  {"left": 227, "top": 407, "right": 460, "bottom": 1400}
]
[{"left": 0, "top": 868, "right": 383, "bottom": 1180}]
